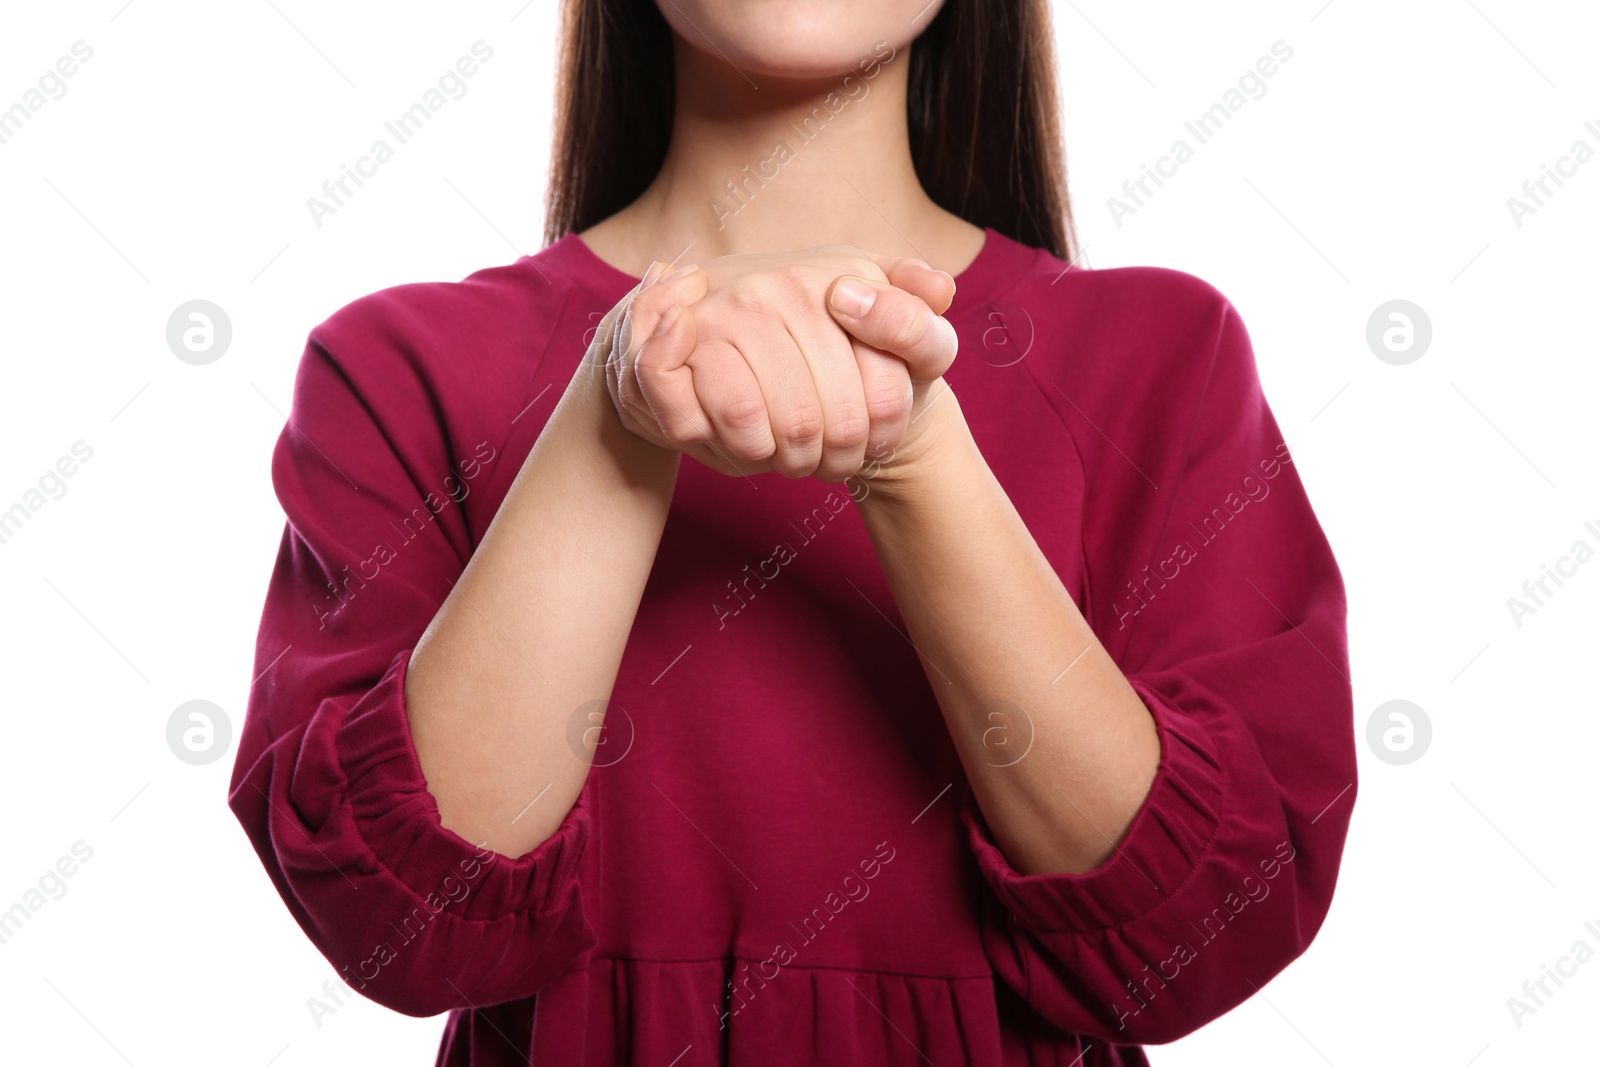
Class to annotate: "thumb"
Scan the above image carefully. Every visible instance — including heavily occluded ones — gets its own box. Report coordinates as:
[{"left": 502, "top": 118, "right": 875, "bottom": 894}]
[{"left": 873, "top": 256, "right": 956, "bottom": 315}]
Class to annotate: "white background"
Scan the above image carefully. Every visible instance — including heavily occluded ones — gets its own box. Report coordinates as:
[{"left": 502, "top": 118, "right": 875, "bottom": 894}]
[{"left": 1, "top": 1, "right": 1596, "bottom": 1064}]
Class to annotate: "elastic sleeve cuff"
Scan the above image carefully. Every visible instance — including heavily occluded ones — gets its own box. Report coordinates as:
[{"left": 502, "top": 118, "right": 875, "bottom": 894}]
[
  {"left": 961, "top": 677, "right": 1225, "bottom": 933},
  {"left": 334, "top": 647, "right": 589, "bottom": 921}
]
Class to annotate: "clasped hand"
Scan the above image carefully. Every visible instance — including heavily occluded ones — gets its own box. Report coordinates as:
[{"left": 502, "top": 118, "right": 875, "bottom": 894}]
[{"left": 591, "top": 246, "right": 959, "bottom": 483}]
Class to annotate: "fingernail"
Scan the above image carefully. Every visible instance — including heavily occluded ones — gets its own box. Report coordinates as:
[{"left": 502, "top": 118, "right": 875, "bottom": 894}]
[
  {"left": 641, "top": 261, "right": 666, "bottom": 287},
  {"left": 907, "top": 258, "right": 932, "bottom": 271},
  {"left": 662, "top": 262, "right": 700, "bottom": 284},
  {"left": 831, "top": 278, "right": 876, "bottom": 317},
  {"left": 654, "top": 303, "right": 683, "bottom": 337}
]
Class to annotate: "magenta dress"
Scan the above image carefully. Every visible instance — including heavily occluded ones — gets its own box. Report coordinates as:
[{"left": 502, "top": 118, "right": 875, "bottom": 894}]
[{"left": 229, "top": 229, "right": 1355, "bottom": 1065}]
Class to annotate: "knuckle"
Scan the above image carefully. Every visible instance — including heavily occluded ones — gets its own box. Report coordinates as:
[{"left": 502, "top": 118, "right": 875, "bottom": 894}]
[
  {"left": 777, "top": 405, "right": 825, "bottom": 449},
  {"left": 633, "top": 340, "right": 669, "bottom": 378},
  {"left": 929, "top": 317, "right": 959, "bottom": 367},
  {"left": 823, "top": 410, "right": 870, "bottom": 450},
  {"left": 663, "top": 418, "right": 704, "bottom": 446},
  {"left": 725, "top": 284, "right": 772, "bottom": 316},
  {"left": 885, "top": 305, "right": 928, "bottom": 351},
  {"left": 629, "top": 341, "right": 656, "bottom": 373},
  {"left": 718, "top": 393, "right": 769, "bottom": 432},
  {"left": 768, "top": 268, "right": 817, "bottom": 305},
  {"left": 864, "top": 382, "right": 913, "bottom": 424}
]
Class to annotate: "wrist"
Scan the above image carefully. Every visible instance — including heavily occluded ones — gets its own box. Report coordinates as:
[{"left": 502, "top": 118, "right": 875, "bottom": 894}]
[
  {"left": 850, "top": 381, "right": 973, "bottom": 509},
  {"left": 564, "top": 357, "right": 683, "bottom": 476}
]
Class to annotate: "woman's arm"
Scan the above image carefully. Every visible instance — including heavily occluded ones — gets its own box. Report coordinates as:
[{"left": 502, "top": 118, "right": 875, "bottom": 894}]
[
  {"left": 402, "top": 286, "right": 694, "bottom": 857},
  {"left": 848, "top": 385, "right": 1162, "bottom": 875},
  {"left": 829, "top": 274, "right": 1355, "bottom": 1043},
  {"left": 229, "top": 278, "right": 691, "bottom": 1014}
]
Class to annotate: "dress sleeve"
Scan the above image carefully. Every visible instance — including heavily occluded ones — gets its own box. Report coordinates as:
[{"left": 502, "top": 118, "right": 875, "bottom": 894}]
[
  {"left": 227, "top": 304, "right": 595, "bottom": 1018},
  {"left": 962, "top": 288, "right": 1356, "bottom": 1043}
]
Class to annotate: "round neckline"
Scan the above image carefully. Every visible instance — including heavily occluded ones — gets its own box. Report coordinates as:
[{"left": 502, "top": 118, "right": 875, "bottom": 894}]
[{"left": 546, "top": 226, "right": 1033, "bottom": 319}]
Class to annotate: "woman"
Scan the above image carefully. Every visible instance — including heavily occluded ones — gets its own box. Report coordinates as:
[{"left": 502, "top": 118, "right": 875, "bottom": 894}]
[{"left": 229, "top": 1, "right": 1356, "bottom": 1063}]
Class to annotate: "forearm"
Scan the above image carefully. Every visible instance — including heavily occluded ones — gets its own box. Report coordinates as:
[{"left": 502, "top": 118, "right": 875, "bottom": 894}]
[
  {"left": 855, "top": 390, "right": 1161, "bottom": 875},
  {"left": 405, "top": 360, "right": 679, "bottom": 857}
]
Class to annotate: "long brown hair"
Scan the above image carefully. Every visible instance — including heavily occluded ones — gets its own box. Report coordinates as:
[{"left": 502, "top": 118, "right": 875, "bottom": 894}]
[{"left": 543, "top": 0, "right": 1077, "bottom": 261}]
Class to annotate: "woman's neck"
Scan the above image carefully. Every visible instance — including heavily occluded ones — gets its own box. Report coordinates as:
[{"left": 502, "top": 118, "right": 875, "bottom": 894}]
[{"left": 578, "top": 36, "right": 985, "bottom": 277}]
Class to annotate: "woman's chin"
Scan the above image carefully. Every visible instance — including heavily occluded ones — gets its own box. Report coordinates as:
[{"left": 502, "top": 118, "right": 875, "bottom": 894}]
[{"left": 658, "top": 0, "right": 929, "bottom": 81}]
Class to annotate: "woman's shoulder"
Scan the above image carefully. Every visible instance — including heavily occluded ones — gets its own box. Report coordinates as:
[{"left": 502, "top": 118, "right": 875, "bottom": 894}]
[
  {"left": 278, "top": 239, "right": 622, "bottom": 467},
  {"left": 998, "top": 238, "right": 1248, "bottom": 379},
  {"left": 974, "top": 233, "right": 1261, "bottom": 424},
  {"left": 1005, "top": 239, "right": 1240, "bottom": 339},
  {"left": 305, "top": 239, "right": 605, "bottom": 376}
]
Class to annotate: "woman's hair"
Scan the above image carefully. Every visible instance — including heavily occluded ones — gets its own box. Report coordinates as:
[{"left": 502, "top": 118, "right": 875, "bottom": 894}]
[{"left": 543, "top": 0, "right": 1078, "bottom": 260}]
